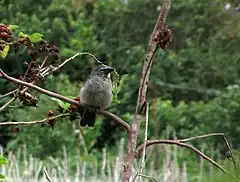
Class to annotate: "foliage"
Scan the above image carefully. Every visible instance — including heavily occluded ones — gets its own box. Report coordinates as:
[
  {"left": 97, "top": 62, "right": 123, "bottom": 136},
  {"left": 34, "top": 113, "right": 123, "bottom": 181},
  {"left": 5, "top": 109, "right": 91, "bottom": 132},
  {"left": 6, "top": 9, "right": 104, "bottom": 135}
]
[{"left": 0, "top": 155, "right": 8, "bottom": 181}]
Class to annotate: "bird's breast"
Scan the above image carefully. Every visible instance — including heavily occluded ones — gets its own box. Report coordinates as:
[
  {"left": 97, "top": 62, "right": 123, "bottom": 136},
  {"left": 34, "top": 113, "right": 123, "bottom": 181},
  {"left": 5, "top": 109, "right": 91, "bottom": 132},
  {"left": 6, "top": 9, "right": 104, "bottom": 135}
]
[{"left": 80, "top": 76, "right": 113, "bottom": 109}]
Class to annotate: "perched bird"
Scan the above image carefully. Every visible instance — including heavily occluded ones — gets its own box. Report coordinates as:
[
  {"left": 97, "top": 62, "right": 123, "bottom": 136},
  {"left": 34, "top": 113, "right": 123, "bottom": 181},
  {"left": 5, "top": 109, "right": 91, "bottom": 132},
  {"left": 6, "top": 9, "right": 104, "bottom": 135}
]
[{"left": 79, "top": 64, "right": 115, "bottom": 127}]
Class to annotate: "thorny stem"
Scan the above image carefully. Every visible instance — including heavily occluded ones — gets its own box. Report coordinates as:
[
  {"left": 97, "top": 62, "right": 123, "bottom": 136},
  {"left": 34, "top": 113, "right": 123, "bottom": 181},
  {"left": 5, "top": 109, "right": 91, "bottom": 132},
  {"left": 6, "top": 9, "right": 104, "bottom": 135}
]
[{"left": 123, "top": 0, "right": 171, "bottom": 181}]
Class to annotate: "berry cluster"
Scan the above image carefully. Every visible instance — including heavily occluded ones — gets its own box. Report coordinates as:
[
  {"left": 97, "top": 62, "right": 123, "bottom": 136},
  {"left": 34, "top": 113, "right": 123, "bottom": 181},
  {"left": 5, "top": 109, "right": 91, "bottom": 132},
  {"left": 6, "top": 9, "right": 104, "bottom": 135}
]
[
  {"left": 153, "top": 25, "right": 172, "bottom": 50},
  {"left": 0, "top": 24, "right": 12, "bottom": 41}
]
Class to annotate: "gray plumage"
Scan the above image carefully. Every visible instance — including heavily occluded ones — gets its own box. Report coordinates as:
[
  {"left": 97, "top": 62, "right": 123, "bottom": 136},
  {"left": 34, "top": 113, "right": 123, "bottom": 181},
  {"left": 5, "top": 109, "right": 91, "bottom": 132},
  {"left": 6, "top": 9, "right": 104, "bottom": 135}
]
[{"left": 79, "top": 64, "right": 114, "bottom": 127}]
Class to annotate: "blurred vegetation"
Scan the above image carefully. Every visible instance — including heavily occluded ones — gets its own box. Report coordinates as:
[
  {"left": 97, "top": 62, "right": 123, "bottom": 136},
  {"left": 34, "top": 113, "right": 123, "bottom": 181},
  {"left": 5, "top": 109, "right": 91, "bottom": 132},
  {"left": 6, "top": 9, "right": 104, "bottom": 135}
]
[{"left": 0, "top": 0, "right": 240, "bottom": 181}]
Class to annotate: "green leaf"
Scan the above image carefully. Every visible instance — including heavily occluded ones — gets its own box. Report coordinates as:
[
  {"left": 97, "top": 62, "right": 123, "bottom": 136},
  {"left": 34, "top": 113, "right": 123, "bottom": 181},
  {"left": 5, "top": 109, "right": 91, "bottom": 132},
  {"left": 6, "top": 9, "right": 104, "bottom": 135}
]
[
  {"left": 8, "top": 24, "right": 19, "bottom": 30},
  {"left": 1, "top": 45, "right": 10, "bottom": 59},
  {"left": 51, "top": 98, "right": 70, "bottom": 112},
  {"left": 0, "top": 155, "right": 8, "bottom": 165},
  {"left": 29, "top": 33, "right": 43, "bottom": 43},
  {"left": 0, "top": 173, "right": 5, "bottom": 179},
  {"left": 112, "top": 94, "right": 120, "bottom": 104},
  {"left": 18, "top": 32, "right": 28, "bottom": 38}
]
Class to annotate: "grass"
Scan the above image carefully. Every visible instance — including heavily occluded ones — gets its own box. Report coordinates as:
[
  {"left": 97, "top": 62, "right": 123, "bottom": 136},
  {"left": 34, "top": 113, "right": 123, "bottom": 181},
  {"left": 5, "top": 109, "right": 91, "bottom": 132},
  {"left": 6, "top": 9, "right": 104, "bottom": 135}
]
[{"left": 0, "top": 141, "right": 239, "bottom": 182}]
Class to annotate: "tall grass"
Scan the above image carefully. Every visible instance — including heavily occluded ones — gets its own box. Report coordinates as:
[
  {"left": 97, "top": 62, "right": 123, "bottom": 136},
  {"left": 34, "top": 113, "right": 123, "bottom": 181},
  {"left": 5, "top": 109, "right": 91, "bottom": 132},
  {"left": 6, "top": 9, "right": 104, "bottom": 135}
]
[{"left": 0, "top": 142, "right": 237, "bottom": 182}]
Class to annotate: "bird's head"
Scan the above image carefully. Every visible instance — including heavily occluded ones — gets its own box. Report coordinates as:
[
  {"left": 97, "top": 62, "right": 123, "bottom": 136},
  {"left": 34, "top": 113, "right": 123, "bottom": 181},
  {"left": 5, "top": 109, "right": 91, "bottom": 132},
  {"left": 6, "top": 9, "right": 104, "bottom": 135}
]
[{"left": 91, "top": 64, "right": 115, "bottom": 78}]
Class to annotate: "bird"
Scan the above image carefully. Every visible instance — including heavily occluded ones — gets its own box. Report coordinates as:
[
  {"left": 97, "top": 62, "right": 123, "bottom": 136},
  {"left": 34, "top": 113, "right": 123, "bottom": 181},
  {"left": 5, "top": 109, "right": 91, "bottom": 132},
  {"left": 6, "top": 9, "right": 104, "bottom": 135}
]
[{"left": 79, "top": 64, "right": 115, "bottom": 127}]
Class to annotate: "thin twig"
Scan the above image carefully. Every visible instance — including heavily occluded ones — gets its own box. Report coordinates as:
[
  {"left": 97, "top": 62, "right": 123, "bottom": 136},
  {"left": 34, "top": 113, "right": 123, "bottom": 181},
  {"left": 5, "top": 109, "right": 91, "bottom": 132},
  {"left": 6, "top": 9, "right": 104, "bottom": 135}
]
[
  {"left": 136, "top": 140, "right": 240, "bottom": 182},
  {"left": 40, "top": 55, "right": 49, "bottom": 68},
  {"left": 42, "top": 52, "right": 102, "bottom": 77},
  {"left": 0, "top": 113, "right": 70, "bottom": 126},
  {"left": 222, "top": 135, "right": 238, "bottom": 178},
  {"left": 138, "top": 174, "right": 159, "bottom": 182},
  {"left": 178, "top": 133, "right": 238, "bottom": 176},
  {"left": 43, "top": 168, "right": 53, "bottom": 182},
  {"left": 141, "top": 103, "right": 149, "bottom": 169},
  {"left": 178, "top": 133, "right": 225, "bottom": 143},
  {"left": 0, "top": 96, "right": 17, "bottom": 112},
  {"left": 0, "top": 89, "right": 18, "bottom": 99}
]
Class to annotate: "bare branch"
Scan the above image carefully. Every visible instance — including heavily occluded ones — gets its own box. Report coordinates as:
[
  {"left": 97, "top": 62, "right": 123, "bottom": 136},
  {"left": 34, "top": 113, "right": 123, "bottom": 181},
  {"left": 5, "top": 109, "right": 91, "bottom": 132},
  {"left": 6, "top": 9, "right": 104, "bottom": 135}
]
[
  {"left": 0, "top": 69, "right": 79, "bottom": 105},
  {"left": 0, "top": 89, "right": 18, "bottom": 99},
  {"left": 42, "top": 52, "right": 102, "bottom": 77},
  {"left": 100, "top": 110, "right": 130, "bottom": 132},
  {"left": 141, "top": 103, "right": 149, "bottom": 166},
  {"left": 0, "top": 113, "right": 69, "bottom": 126},
  {"left": 0, "top": 96, "right": 17, "bottom": 112},
  {"left": 40, "top": 55, "right": 49, "bottom": 68},
  {"left": 178, "top": 133, "right": 238, "bottom": 176},
  {"left": 178, "top": 133, "right": 225, "bottom": 143},
  {"left": 136, "top": 140, "right": 240, "bottom": 182},
  {"left": 123, "top": 0, "right": 172, "bottom": 181},
  {"left": 0, "top": 69, "right": 130, "bottom": 132}
]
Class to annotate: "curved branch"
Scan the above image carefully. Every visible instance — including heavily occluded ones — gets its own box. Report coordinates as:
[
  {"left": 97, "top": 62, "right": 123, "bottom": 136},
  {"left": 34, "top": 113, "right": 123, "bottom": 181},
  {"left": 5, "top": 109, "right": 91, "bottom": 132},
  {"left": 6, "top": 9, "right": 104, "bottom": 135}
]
[
  {"left": 0, "top": 69, "right": 130, "bottom": 132},
  {"left": 136, "top": 139, "right": 240, "bottom": 182},
  {"left": 100, "top": 110, "right": 130, "bottom": 132},
  {"left": 42, "top": 52, "right": 102, "bottom": 77},
  {"left": 0, "top": 113, "right": 70, "bottom": 126}
]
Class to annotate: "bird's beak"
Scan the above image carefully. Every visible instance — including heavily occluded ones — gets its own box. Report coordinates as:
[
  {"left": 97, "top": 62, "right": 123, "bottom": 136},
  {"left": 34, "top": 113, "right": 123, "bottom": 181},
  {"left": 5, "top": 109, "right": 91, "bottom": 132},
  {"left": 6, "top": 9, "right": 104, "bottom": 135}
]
[{"left": 100, "top": 65, "right": 115, "bottom": 73}]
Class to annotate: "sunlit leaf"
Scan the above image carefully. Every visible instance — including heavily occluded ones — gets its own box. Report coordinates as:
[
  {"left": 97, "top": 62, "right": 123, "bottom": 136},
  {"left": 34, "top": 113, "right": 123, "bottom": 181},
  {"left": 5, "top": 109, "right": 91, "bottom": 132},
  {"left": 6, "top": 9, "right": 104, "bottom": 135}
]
[
  {"left": 0, "top": 173, "right": 5, "bottom": 179},
  {"left": 1, "top": 45, "right": 10, "bottom": 59},
  {"left": 29, "top": 33, "right": 43, "bottom": 43},
  {"left": 51, "top": 98, "right": 70, "bottom": 112},
  {"left": 8, "top": 24, "right": 19, "bottom": 30},
  {"left": 18, "top": 32, "right": 28, "bottom": 38},
  {"left": 0, "top": 155, "right": 8, "bottom": 165}
]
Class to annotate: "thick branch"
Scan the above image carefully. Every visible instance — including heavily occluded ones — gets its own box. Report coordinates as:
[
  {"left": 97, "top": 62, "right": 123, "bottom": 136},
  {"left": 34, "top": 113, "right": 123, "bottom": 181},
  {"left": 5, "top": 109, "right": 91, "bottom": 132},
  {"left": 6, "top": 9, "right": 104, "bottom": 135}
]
[
  {"left": 123, "top": 1, "right": 172, "bottom": 181},
  {"left": 136, "top": 140, "right": 239, "bottom": 182},
  {"left": 0, "top": 69, "right": 130, "bottom": 132}
]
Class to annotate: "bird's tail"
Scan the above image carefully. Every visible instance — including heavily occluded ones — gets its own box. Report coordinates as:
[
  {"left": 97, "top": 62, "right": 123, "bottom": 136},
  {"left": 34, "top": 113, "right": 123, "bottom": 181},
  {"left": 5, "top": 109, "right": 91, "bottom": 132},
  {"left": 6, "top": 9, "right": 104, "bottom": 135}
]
[{"left": 80, "top": 109, "right": 96, "bottom": 127}]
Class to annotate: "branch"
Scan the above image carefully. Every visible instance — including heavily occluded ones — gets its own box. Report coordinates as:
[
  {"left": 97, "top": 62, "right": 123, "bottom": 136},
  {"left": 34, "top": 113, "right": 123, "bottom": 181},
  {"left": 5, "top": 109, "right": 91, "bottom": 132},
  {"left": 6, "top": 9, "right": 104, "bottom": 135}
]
[
  {"left": 0, "top": 96, "right": 17, "bottom": 112},
  {"left": 178, "top": 133, "right": 225, "bottom": 142},
  {"left": 136, "top": 140, "right": 240, "bottom": 182},
  {"left": 0, "top": 89, "right": 18, "bottom": 99},
  {"left": 123, "top": 0, "right": 172, "bottom": 181},
  {"left": 0, "top": 113, "right": 69, "bottom": 126},
  {"left": 42, "top": 52, "right": 102, "bottom": 77},
  {"left": 100, "top": 110, "right": 130, "bottom": 132},
  {"left": 0, "top": 69, "right": 130, "bottom": 132},
  {"left": 178, "top": 133, "right": 238, "bottom": 176}
]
